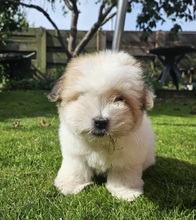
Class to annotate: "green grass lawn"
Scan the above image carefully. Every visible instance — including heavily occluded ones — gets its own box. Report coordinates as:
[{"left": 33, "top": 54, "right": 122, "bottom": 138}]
[{"left": 0, "top": 91, "right": 195, "bottom": 220}]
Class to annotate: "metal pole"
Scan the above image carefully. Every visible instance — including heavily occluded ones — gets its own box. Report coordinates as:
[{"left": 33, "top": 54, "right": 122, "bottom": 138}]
[{"left": 112, "top": 0, "right": 128, "bottom": 51}]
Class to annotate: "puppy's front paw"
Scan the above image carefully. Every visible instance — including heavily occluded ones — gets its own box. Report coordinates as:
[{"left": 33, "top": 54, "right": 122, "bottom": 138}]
[
  {"left": 106, "top": 185, "right": 143, "bottom": 201},
  {"left": 106, "top": 165, "right": 144, "bottom": 201},
  {"left": 55, "top": 177, "right": 93, "bottom": 195}
]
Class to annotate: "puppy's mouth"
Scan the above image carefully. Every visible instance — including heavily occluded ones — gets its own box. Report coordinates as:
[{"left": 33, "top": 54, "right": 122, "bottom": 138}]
[{"left": 91, "top": 129, "right": 108, "bottom": 137}]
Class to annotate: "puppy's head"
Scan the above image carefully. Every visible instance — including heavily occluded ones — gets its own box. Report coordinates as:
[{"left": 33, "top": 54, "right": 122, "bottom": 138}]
[{"left": 48, "top": 51, "right": 154, "bottom": 138}]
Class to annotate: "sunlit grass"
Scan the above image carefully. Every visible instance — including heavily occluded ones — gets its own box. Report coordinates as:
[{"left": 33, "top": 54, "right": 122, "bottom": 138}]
[{"left": 0, "top": 91, "right": 195, "bottom": 219}]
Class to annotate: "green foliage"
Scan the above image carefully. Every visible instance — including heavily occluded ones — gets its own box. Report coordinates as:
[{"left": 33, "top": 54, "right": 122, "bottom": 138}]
[
  {"left": 0, "top": 91, "right": 195, "bottom": 219},
  {"left": 145, "top": 74, "right": 163, "bottom": 91},
  {"left": 136, "top": 0, "right": 196, "bottom": 32},
  {"left": 168, "top": 24, "right": 183, "bottom": 41},
  {"left": 0, "top": 1, "right": 28, "bottom": 41},
  {"left": 2, "top": 78, "right": 55, "bottom": 91}
]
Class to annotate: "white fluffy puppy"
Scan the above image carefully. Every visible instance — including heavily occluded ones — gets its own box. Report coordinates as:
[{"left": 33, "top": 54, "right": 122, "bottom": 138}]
[{"left": 48, "top": 50, "right": 155, "bottom": 201}]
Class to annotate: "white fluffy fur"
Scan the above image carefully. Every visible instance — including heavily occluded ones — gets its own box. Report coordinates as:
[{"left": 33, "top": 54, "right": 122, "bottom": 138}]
[{"left": 49, "top": 50, "right": 155, "bottom": 201}]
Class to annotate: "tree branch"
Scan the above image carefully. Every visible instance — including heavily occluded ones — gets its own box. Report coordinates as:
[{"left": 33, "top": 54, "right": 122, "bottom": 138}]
[
  {"left": 5, "top": 0, "right": 72, "bottom": 59},
  {"left": 101, "top": 11, "right": 116, "bottom": 26},
  {"left": 73, "top": 1, "right": 115, "bottom": 56},
  {"left": 99, "top": 1, "right": 115, "bottom": 22},
  {"left": 70, "top": 0, "right": 80, "bottom": 13},
  {"left": 98, "top": 0, "right": 107, "bottom": 20},
  {"left": 3, "top": 0, "right": 118, "bottom": 59},
  {"left": 65, "top": 0, "right": 80, "bottom": 53},
  {"left": 63, "top": 0, "right": 73, "bottom": 11}
]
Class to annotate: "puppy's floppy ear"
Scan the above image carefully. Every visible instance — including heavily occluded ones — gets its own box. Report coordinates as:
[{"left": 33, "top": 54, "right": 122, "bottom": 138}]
[
  {"left": 144, "top": 85, "right": 155, "bottom": 110},
  {"left": 47, "top": 76, "right": 63, "bottom": 102}
]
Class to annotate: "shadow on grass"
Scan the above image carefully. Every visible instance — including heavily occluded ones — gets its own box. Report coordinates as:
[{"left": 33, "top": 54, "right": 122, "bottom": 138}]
[
  {"left": 143, "top": 156, "right": 196, "bottom": 210},
  {"left": 0, "top": 91, "right": 57, "bottom": 121},
  {"left": 150, "top": 97, "right": 196, "bottom": 117},
  {"left": 92, "top": 156, "right": 196, "bottom": 211}
]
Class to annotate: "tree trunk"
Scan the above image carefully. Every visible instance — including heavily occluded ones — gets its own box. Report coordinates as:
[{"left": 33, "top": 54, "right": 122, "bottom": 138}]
[{"left": 67, "top": 2, "right": 79, "bottom": 53}]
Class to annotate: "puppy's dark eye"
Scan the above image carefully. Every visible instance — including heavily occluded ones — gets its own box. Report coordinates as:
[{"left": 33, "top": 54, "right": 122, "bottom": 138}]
[{"left": 113, "top": 96, "right": 125, "bottom": 102}]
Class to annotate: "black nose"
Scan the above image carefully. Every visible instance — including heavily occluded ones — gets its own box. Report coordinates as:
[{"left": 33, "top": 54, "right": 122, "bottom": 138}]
[{"left": 93, "top": 117, "right": 108, "bottom": 130}]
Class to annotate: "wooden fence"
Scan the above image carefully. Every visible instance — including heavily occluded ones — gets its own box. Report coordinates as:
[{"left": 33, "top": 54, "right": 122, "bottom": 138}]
[{"left": 0, "top": 28, "right": 196, "bottom": 76}]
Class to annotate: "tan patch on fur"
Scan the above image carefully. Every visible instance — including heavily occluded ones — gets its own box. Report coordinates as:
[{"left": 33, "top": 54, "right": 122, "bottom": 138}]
[
  {"left": 104, "top": 89, "right": 125, "bottom": 102},
  {"left": 125, "top": 92, "right": 144, "bottom": 127},
  {"left": 104, "top": 88, "right": 144, "bottom": 129},
  {"left": 144, "top": 87, "right": 154, "bottom": 110},
  {"left": 59, "top": 68, "right": 84, "bottom": 103}
]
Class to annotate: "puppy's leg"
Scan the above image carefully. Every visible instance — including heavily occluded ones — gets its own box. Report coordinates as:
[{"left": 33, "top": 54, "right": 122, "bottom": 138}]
[
  {"left": 106, "top": 166, "right": 144, "bottom": 201},
  {"left": 55, "top": 155, "right": 93, "bottom": 195}
]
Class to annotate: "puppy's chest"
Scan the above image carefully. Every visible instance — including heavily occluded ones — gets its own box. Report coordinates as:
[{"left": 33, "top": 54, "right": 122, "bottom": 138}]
[{"left": 85, "top": 150, "right": 111, "bottom": 174}]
